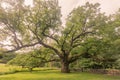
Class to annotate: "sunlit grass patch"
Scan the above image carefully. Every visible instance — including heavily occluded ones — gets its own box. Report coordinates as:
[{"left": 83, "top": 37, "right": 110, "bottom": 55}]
[
  {"left": 0, "top": 69, "right": 120, "bottom": 80},
  {"left": 0, "top": 64, "right": 21, "bottom": 75}
]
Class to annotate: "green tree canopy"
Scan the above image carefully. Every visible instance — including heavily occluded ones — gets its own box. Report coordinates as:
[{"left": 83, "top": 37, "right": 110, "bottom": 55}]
[{"left": 0, "top": 0, "right": 120, "bottom": 73}]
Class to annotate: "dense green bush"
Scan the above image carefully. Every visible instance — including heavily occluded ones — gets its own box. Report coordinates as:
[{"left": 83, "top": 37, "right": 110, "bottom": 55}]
[
  {"left": 8, "top": 52, "right": 44, "bottom": 71},
  {"left": 0, "top": 53, "right": 16, "bottom": 63}
]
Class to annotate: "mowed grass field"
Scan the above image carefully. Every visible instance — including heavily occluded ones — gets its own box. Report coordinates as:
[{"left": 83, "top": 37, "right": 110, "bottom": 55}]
[{"left": 0, "top": 64, "right": 120, "bottom": 80}]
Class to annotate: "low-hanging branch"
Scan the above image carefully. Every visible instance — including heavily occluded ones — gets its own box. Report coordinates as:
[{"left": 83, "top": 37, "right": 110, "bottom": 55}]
[{"left": 3, "top": 42, "right": 40, "bottom": 53}]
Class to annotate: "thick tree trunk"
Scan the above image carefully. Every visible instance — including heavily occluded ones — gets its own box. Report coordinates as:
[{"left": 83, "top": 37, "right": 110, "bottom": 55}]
[{"left": 61, "top": 60, "right": 70, "bottom": 73}]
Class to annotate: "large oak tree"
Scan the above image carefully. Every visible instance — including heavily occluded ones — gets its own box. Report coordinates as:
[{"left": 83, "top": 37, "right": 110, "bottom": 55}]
[{"left": 0, "top": 0, "right": 119, "bottom": 73}]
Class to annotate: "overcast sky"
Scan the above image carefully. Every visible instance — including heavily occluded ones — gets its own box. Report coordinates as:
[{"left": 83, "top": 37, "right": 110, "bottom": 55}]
[{"left": 59, "top": 0, "right": 120, "bottom": 24}]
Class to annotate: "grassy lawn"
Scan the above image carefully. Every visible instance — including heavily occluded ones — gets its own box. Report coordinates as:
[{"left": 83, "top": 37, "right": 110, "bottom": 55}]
[
  {"left": 0, "top": 64, "right": 120, "bottom": 80},
  {"left": 0, "top": 70, "right": 120, "bottom": 80}
]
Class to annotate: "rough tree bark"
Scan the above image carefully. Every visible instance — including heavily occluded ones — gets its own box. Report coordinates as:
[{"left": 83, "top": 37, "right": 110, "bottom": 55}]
[{"left": 61, "top": 60, "right": 70, "bottom": 73}]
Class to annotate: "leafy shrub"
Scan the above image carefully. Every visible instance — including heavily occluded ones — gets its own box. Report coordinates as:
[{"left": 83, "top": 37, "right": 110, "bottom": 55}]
[{"left": 8, "top": 52, "right": 44, "bottom": 71}]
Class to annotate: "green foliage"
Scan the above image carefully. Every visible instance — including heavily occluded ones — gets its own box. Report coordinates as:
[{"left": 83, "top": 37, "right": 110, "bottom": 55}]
[
  {"left": 60, "top": 2, "right": 110, "bottom": 59},
  {"left": 8, "top": 51, "right": 44, "bottom": 71},
  {"left": 0, "top": 64, "right": 21, "bottom": 75},
  {"left": 0, "top": 53, "right": 16, "bottom": 63},
  {"left": 71, "top": 38, "right": 119, "bottom": 69}
]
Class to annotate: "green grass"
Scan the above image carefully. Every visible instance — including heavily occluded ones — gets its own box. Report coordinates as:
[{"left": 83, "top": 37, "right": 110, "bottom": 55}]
[
  {"left": 0, "top": 70, "right": 120, "bottom": 80},
  {"left": 0, "top": 64, "right": 21, "bottom": 74},
  {"left": 0, "top": 64, "right": 120, "bottom": 80}
]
